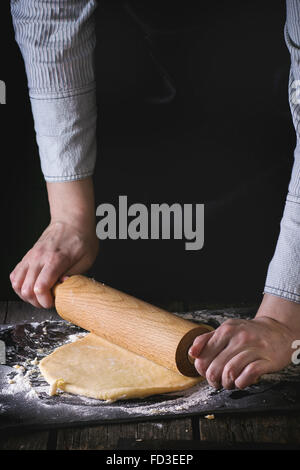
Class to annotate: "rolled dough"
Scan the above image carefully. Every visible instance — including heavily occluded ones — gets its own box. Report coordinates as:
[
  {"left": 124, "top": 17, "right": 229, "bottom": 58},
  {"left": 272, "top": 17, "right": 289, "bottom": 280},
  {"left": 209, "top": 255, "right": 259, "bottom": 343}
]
[{"left": 39, "top": 333, "right": 201, "bottom": 401}]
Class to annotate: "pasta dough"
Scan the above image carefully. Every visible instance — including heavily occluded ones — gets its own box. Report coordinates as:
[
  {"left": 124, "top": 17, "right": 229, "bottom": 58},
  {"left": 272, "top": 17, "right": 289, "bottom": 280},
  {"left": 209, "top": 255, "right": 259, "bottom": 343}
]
[{"left": 39, "top": 333, "right": 201, "bottom": 401}]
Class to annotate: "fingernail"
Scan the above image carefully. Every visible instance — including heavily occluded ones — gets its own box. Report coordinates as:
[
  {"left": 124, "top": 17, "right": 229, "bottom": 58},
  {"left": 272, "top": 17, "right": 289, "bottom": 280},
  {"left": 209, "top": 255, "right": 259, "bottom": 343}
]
[{"left": 188, "top": 347, "right": 194, "bottom": 357}]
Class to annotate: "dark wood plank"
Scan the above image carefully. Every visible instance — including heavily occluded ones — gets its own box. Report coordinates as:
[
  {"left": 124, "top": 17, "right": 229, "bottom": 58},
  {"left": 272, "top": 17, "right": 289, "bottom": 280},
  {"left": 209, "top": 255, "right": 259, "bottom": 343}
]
[
  {"left": 0, "top": 301, "right": 7, "bottom": 323},
  {"left": 0, "top": 431, "right": 49, "bottom": 450},
  {"left": 56, "top": 419, "right": 193, "bottom": 450},
  {"left": 198, "top": 413, "right": 300, "bottom": 444},
  {"left": 1, "top": 302, "right": 57, "bottom": 449},
  {"left": 6, "top": 301, "right": 60, "bottom": 324}
]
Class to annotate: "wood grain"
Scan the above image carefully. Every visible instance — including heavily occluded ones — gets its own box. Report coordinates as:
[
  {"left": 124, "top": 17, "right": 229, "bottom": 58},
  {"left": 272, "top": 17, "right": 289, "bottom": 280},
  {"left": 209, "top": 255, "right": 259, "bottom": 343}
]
[
  {"left": 0, "top": 431, "right": 49, "bottom": 450},
  {"left": 54, "top": 275, "right": 212, "bottom": 376},
  {"left": 1, "top": 303, "right": 299, "bottom": 449},
  {"left": 0, "top": 301, "right": 7, "bottom": 323},
  {"left": 5, "top": 301, "right": 59, "bottom": 324},
  {"left": 198, "top": 413, "right": 300, "bottom": 444},
  {"left": 56, "top": 419, "right": 193, "bottom": 450}
]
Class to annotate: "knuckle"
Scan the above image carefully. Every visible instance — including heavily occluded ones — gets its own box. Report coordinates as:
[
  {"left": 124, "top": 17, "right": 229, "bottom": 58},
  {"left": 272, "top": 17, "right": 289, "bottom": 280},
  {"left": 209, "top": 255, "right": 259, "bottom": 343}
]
[
  {"left": 34, "top": 282, "right": 48, "bottom": 294},
  {"left": 33, "top": 248, "right": 42, "bottom": 258},
  {"left": 237, "top": 330, "right": 253, "bottom": 344},
  {"left": 219, "top": 323, "right": 234, "bottom": 335},
  {"left": 12, "top": 281, "right": 21, "bottom": 290},
  {"left": 28, "top": 248, "right": 41, "bottom": 261},
  {"left": 245, "top": 362, "right": 260, "bottom": 378},
  {"left": 223, "top": 364, "right": 234, "bottom": 379},
  {"left": 73, "top": 233, "right": 84, "bottom": 247},
  {"left": 45, "top": 251, "right": 61, "bottom": 265},
  {"left": 10, "top": 275, "right": 18, "bottom": 286},
  {"left": 206, "top": 369, "right": 217, "bottom": 384},
  {"left": 257, "top": 338, "right": 268, "bottom": 349},
  {"left": 53, "top": 250, "right": 70, "bottom": 264},
  {"left": 10, "top": 263, "right": 21, "bottom": 277},
  {"left": 194, "top": 358, "right": 208, "bottom": 376},
  {"left": 21, "top": 286, "right": 32, "bottom": 298},
  {"left": 193, "top": 334, "right": 207, "bottom": 350},
  {"left": 45, "top": 252, "right": 56, "bottom": 264},
  {"left": 192, "top": 336, "right": 202, "bottom": 348}
]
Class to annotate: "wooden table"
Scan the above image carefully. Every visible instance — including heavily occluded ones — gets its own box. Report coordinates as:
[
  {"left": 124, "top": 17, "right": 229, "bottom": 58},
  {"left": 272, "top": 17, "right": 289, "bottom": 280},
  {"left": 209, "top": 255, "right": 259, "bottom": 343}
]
[{"left": 0, "top": 301, "right": 300, "bottom": 450}]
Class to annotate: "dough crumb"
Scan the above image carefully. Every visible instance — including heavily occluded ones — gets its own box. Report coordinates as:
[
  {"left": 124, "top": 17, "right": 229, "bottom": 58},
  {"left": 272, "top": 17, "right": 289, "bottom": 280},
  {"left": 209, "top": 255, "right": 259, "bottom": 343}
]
[
  {"left": 30, "top": 357, "right": 39, "bottom": 366},
  {"left": 49, "top": 378, "right": 66, "bottom": 396}
]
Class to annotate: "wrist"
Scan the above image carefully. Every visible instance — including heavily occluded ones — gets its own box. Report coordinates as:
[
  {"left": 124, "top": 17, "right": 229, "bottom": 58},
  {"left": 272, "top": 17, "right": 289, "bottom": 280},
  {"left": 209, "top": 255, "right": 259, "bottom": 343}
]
[
  {"left": 256, "top": 293, "right": 300, "bottom": 339},
  {"left": 49, "top": 215, "right": 96, "bottom": 234},
  {"left": 47, "top": 178, "right": 96, "bottom": 231}
]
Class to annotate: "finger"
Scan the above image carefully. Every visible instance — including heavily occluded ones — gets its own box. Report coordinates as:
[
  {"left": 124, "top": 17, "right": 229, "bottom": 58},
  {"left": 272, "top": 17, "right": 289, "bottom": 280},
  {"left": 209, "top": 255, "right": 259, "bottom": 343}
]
[
  {"left": 9, "top": 265, "right": 18, "bottom": 283},
  {"left": 190, "top": 320, "right": 239, "bottom": 360},
  {"left": 21, "top": 264, "right": 43, "bottom": 308},
  {"left": 189, "top": 331, "right": 214, "bottom": 358},
  {"left": 204, "top": 344, "right": 250, "bottom": 389},
  {"left": 10, "top": 263, "right": 28, "bottom": 297},
  {"left": 221, "top": 349, "right": 261, "bottom": 389},
  {"left": 193, "top": 328, "right": 233, "bottom": 378},
  {"left": 34, "top": 254, "right": 71, "bottom": 308},
  {"left": 234, "top": 359, "right": 270, "bottom": 389},
  {"left": 34, "top": 276, "right": 55, "bottom": 309}
]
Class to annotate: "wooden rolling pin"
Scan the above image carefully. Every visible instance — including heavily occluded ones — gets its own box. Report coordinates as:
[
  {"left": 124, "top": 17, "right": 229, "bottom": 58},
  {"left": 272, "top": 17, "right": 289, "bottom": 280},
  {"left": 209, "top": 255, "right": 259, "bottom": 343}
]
[{"left": 53, "top": 275, "right": 213, "bottom": 377}]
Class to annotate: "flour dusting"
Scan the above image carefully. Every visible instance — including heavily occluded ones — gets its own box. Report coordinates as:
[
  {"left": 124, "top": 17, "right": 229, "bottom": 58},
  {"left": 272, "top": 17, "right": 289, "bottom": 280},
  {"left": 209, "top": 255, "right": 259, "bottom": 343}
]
[{"left": 1, "top": 315, "right": 300, "bottom": 429}]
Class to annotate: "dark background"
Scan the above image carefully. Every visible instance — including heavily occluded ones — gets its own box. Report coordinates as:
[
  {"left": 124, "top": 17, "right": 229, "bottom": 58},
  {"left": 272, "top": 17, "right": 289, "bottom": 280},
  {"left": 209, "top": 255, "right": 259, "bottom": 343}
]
[{"left": 0, "top": 0, "right": 295, "bottom": 308}]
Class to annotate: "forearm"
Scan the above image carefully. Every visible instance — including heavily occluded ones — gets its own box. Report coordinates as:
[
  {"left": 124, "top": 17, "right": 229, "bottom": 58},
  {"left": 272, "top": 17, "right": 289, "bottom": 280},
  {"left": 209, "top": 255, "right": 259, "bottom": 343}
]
[
  {"left": 47, "top": 178, "right": 96, "bottom": 229},
  {"left": 10, "top": 0, "right": 98, "bottom": 182},
  {"left": 264, "top": 180, "right": 300, "bottom": 303},
  {"left": 256, "top": 293, "right": 300, "bottom": 340},
  {"left": 264, "top": 0, "right": 300, "bottom": 304}
]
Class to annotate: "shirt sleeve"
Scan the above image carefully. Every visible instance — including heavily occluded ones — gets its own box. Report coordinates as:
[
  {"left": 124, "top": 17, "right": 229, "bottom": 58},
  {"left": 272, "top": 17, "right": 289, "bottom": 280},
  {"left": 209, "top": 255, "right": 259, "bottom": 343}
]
[
  {"left": 264, "top": 0, "right": 300, "bottom": 303},
  {"left": 10, "top": 0, "right": 98, "bottom": 182}
]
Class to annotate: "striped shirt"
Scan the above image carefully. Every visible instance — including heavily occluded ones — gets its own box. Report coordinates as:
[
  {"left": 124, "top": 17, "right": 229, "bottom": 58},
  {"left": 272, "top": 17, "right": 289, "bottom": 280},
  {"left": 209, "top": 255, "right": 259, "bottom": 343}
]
[
  {"left": 10, "top": 0, "right": 97, "bottom": 181},
  {"left": 9, "top": 0, "right": 300, "bottom": 304}
]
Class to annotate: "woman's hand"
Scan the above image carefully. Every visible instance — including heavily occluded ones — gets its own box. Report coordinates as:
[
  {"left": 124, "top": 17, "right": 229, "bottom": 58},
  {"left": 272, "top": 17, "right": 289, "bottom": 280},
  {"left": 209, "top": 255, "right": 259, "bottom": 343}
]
[
  {"left": 189, "top": 294, "right": 300, "bottom": 389},
  {"left": 9, "top": 178, "right": 99, "bottom": 309}
]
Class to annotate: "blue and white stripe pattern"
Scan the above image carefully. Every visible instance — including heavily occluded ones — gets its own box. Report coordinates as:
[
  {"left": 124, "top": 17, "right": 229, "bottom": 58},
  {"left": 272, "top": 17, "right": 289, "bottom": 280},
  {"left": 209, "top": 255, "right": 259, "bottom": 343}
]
[
  {"left": 10, "top": 0, "right": 98, "bottom": 181},
  {"left": 9, "top": 0, "right": 300, "bottom": 303},
  {"left": 264, "top": 0, "right": 300, "bottom": 303}
]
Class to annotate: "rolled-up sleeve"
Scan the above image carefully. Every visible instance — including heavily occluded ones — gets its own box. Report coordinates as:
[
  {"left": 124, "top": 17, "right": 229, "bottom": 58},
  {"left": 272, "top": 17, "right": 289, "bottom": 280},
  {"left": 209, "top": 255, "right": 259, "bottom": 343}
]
[
  {"left": 264, "top": 0, "right": 300, "bottom": 303},
  {"left": 10, "top": 0, "right": 98, "bottom": 182}
]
